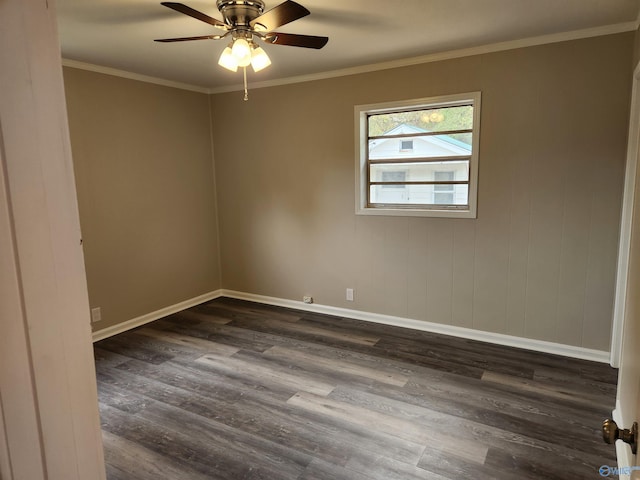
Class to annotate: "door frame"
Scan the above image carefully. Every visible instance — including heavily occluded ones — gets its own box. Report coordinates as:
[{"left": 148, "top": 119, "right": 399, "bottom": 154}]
[
  {"left": 0, "top": 1, "right": 106, "bottom": 478},
  {"left": 611, "top": 61, "right": 640, "bottom": 368}
]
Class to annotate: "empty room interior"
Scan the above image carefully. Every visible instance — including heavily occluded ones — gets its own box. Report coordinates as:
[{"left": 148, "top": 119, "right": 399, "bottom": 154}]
[{"left": 6, "top": 1, "right": 640, "bottom": 479}]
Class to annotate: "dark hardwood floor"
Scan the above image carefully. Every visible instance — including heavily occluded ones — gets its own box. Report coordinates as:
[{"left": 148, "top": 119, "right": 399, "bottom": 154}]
[{"left": 95, "top": 297, "right": 618, "bottom": 480}]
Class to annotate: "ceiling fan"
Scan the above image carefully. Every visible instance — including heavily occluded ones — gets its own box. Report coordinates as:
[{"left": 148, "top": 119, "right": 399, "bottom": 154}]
[{"left": 155, "top": 0, "right": 328, "bottom": 75}]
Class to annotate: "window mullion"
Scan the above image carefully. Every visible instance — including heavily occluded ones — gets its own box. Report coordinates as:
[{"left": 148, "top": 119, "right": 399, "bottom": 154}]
[
  {"left": 368, "top": 129, "right": 473, "bottom": 141},
  {"left": 368, "top": 156, "right": 471, "bottom": 165},
  {"left": 370, "top": 181, "right": 469, "bottom": 186}
]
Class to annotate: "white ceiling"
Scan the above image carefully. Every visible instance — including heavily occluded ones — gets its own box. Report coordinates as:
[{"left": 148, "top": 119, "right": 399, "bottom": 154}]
[{"left": 56, "top": 0, "right": 640, "bottom": 91}]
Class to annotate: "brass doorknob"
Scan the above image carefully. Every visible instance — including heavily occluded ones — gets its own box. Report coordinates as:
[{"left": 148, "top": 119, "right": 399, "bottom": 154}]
[{"left": 602, "top": 419, "right": 638, "bottom": 454}]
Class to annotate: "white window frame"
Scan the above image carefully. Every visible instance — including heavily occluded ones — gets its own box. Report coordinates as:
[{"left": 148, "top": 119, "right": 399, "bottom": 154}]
[{"left": 354, "top": 92, "right": 481, "bottom": 218}]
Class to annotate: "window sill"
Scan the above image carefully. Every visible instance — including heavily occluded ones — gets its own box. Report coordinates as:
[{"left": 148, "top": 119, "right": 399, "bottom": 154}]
[{"left": 356, "top": 206, "right": 477, "bottom": 219}]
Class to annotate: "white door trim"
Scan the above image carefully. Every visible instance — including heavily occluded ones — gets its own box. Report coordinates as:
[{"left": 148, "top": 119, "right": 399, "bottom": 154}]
[
  {"left": 0, "top": 1, "right": 106, "bottom": 478},
  {"left": 611, "top": 62, "right": 640, "bottom": 368}
]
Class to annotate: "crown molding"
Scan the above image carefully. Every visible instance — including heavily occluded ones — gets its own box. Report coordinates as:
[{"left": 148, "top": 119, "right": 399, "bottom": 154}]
[
  {"left": 210, "top": 21, "right": 638, "bottom": 94},
  {"left": 63, "top": 20, "right": 637, "bottom": 96},
  {"left": 61, "top": 59, "right": 211, "bottom": 94}
]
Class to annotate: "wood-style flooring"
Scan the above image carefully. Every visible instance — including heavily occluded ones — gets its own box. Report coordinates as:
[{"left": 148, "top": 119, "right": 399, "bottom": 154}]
[{"left": 95, "top": 297, "right": 618, "bottom": 480}]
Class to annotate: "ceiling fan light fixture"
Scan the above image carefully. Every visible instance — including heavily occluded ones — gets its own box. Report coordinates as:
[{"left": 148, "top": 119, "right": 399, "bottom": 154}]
[
  {"left": 231, "top": 37, "right": 252, "bottom": 66},
  {"left": 156, "top": 0, "right": 328, "bottom": 99},
  {"left": 250, "top": 45, "right": 271, "bottom": 72},
  {"left": 218, "top": 46, "right": 239, "bottom": 71}
]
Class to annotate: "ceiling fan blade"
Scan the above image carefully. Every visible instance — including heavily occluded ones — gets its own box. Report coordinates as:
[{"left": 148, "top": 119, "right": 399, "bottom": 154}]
[
  {"left": 264, "top": 32, "right": 328, "bottom": 49},
  {"left": 155, "top": 34, "right": 222, "bottom": 42},
  {"left": 250, "top": 0, "right": 309, "bottom": 31},
  {"left": 161, "top": 2, "right": 227, "bottom": 30}
]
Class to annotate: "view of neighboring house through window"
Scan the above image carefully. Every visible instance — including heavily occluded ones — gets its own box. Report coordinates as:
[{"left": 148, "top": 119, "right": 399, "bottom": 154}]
[
  {"left": 380, "top": 170, "right": 408, "bottom": 203},
  {"left": 355, "top": 92, "right": 481, "bottom": 218},
  {"left": 434, "top": 171, "right": 455, "bottom": 204}
]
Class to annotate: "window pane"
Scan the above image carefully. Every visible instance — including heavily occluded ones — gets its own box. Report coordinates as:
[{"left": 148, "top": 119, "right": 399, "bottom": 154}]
[
  {"left": 370, "top": 184, "right": 469, "bottom": 205},
  {"left": 434, "top": 171, "right": 455, "bottom": 181},
  {"left": 380, "top": 171, "right": 406, "bottom": 188},
  {"left": 369, "top": 133, "right": 472, "bottom": 160},
  {"left": 434, "top": 192, "right": 455, "bottom": 203},
  {"left": 434, "top": 171, "right": 454, "bottom": 191},
  {"left": 369, "top": 105, "right": 473, "bottom": 137},
  {"left": 400, "top": 140, "right": 414, "bottom": 151},
  {"left": 370, "top": 162, "right": 469, "bottom": 184}
]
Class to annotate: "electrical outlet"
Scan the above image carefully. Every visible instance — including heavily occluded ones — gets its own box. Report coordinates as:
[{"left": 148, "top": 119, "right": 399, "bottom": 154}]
[
  {"left": 91, "top": 307, "right": 102, "bottom": 323},
  {"left": 346, "top": 288, "right": 354, "bottom": 301},
  {"left": 303, "top": 296, "right": 313, "bottom": 304}
]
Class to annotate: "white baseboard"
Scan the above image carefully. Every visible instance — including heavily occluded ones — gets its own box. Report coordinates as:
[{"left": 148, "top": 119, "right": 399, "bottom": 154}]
[
  {"left": 220, "top": 290, "right": 611, "bottom": 364},
  {"left": 91, "top": 288, "right": 611, "bottom": 363},
  {"left": 91, "top": 290, "right": 223, "bottom": 342}
]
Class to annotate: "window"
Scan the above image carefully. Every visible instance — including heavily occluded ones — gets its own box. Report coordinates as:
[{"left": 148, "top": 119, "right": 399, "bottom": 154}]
[
  {"left": 381, "top": 171, "right": 406, "bottom": 188},
  {"left": 400, "top": 140, "right": 414, "bottom": 152},
  {"left": 355, "top": 92, "right": 481, "bottom": 218},
  {"left": 377, "top": 170, "right": 407, "bottom": 203},
  {"left": 433, "top": 171, "right": 455, "bottom": 204}
]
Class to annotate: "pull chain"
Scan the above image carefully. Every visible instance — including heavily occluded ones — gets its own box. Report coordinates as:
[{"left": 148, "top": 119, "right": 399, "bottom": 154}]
[{"left": 243, "top": 67, "right": 249, "bottom": 101}]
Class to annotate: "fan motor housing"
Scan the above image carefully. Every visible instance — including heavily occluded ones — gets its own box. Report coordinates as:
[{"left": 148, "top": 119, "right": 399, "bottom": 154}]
[{"left": 216, "top": 0, "right": 265, "bottom": 26}]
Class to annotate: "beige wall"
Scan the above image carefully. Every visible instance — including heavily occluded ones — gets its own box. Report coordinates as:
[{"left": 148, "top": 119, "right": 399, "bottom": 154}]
[
  {"left": 64, "top": 68, "right": 221, "bottom": 331},
  {"left": 211, "top": 33, "right": 633, "bottom": 351},
  {"left": 634, "top": 24, "right": 640, "bottom": 68}
]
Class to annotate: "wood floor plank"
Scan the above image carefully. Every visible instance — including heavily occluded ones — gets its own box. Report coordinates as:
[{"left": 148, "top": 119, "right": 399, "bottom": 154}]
[
  {"left": 94, "top": 347, "right": 134, "bottom": 370},
  {"left": 152, "top": 320, "right": 278, "bottom": 353},
  {"left": 376, "top": 376, "right": 614, "bottom": 463},
  {"left": 195, "top": 352, "right": 336, "bottom": 396},
  {"left": 102, "top": 430, "right": 213, "bottom": 480},
  {"left": 287, "top": 389, "right": 487, "bottom": 462},
  {"left": 99, "top": 378, "right": 315, "bottom": 478},
  {"left": 97, "top": 335, "right": 174, "bottom": 365},
  {"left": 374, "top": 336, "right": 536, "bottom": 379},
  {"left": 371, "top": 342, "right": 487, "bottom": 378},
  {"left": 135, "top": 327, "right": 241, "bottom": 356},
  {"left": 228, "top": 315, "right": 382, "bottom": 347},
  {"left": 481, "top": 370, "right": 613, "bottom": 409},
  {"left": 137, "top": 399, "right": 313, "bottom": 479},
  {"left": 105, "top": 361, "right": 424, "bottom": 468},
  {"left": 165, "top": 308, "right": 233, "bottom": 326},
  {"left": 328, "top": 382, "right": 611, "bottom": 467},
  {"left": 418, "top": 447, "right": 501, "bottom": 480},
  {"left": 115, "top": 357, "right": 293, "bottom": 404},
  {"left": 198, "top": 299, "right": 303, "bottom": 323},
  {"left": 325, "top": 386, "right": 489, "bottom": 465},
  {"left": 406, "top": 368, "right": 611, "bottom": 426},
  {"left": 344, "top": 453, "right": 451, "bottom": 480},
  {"left": 322, "top": 315, "right": 615, "bottom": 385},
  {"left": 483, "top": 446, "right": 604, "bottom": 480},
  {"left": 97, "top": 381, "right": 150, "bottom": 414},
  {"left": 533, "top": 366, "right": 617, "bottom": 397},
  {"left": 96, "top": 297, "right": 617, "bottom": 480},
  {"left": 297, "top": 458, "right": 375, "bottom": 480},
  {"left": 262, "top": 345, "right": 410, "bottom": 387},
  {"left": 256, "top": 337, "right": 420, "bottom": 378},
  {"left": 101, "top": 402, "right": 245, "bottom": 479}
]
